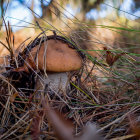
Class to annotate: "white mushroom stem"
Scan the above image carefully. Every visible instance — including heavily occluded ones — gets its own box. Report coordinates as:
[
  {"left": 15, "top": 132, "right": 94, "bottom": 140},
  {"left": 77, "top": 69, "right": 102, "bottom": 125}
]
[{"left": 35, "top": 72, "right": 70, "bottom": 94}]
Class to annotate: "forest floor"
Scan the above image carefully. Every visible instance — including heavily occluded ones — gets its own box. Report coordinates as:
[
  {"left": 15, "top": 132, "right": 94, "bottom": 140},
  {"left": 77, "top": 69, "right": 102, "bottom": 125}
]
[{"left": 0, "top": 20, "right": 140, "bottom": 140}]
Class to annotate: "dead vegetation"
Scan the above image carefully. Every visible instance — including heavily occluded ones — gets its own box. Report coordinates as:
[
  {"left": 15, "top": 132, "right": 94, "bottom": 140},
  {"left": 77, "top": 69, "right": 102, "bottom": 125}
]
[{"left": 0, "top": 21, "right": 140, "bottom": 140}]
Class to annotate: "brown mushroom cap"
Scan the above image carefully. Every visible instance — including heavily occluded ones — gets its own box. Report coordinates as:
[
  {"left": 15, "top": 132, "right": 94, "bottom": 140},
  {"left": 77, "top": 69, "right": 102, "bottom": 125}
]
[{"left": 25, "top": 39, "right": 82, "bottom": 72}]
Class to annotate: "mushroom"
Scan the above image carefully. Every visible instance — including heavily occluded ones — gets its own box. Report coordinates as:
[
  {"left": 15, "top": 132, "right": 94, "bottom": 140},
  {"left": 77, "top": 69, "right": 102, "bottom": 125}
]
[{"left": 23, "top": 36, "right": 83, "bottom": 94}]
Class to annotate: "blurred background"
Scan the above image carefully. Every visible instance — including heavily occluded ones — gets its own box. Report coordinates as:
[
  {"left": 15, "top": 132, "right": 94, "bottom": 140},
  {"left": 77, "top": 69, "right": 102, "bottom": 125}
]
[
  {"left": 0, "top": 0, "right": 140, "bottom": 57},
  {"left": 1, "top": 0, "right": 140, "bottom": 29},
  {"left": 0, "top": 2, "right": 140, "bottom": 139}
]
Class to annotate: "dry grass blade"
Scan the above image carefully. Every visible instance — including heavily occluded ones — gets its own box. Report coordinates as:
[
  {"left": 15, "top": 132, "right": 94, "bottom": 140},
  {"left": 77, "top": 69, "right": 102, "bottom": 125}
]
[
  {"left": 110, "top": 134, "right": 136, "bottom": 140},
  {"left": 0, "top": 40, "right": 11, "bottom": 54},
  {"left": 31, "top": 110, "right": 45, "bottom": 140},
  {"left": 0, "top": 19, "right": 17, "bottom": 68},
  {"left": 3, "top": 20, "right": 14, "bottom": 57}
]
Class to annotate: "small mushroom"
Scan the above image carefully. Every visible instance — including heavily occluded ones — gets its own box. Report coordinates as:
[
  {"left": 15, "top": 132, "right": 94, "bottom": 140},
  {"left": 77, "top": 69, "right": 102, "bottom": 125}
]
[{"left": 23, "top": 37, "right": 82, "bottom": 94}]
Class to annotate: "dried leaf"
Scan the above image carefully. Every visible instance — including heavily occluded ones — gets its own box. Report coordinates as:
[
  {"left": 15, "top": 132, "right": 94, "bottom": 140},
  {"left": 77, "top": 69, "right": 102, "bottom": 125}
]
[
  {"left": 104, "top": 47, "right": 125, "bottom": 66},
  {"left": 128, "top": 114, "right": 140, "bottom": 139},
  {"left": 42, "top": 99, "right": 74, "bottom": 140}
]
